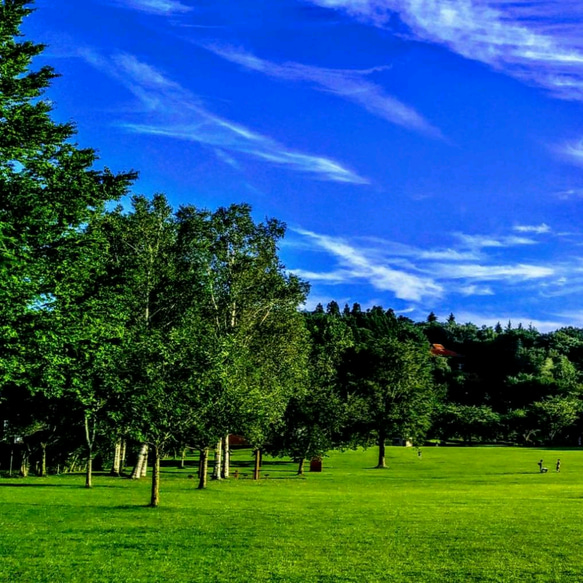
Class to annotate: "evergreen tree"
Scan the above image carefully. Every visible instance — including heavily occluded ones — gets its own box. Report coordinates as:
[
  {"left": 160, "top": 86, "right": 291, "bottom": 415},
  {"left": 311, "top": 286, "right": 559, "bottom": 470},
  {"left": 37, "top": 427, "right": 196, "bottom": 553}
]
[
  {"left": 0, "top": 0, "right": 135, "bottom": 398},
  {"left": 0, "top": 1, "right": 135, "bottom": 482}
]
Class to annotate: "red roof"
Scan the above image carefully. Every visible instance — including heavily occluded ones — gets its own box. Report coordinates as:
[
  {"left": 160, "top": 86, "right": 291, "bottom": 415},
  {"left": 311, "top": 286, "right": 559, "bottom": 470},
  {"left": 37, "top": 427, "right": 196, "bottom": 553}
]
[{"left": 430, "top": 343, "right": 461, "bottom": 357}]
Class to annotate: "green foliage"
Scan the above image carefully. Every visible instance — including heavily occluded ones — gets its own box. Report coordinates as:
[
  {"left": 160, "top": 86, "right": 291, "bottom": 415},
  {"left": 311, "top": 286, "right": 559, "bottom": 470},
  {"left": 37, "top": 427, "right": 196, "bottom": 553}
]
[
  {"left": 435, "top": 403, "right": 501, "bottom": 444},
  {"left": 339, "top": 308, "right": 437, "bottom": 460},
  {"left": 174, "top": 203, "right": 310, "bottom": 450},
  {"left": 0, "top": 0, "right": 135, "bottom": 413},
  {"left": 267, "top": 309, "right": 354, "bottom": 463}
]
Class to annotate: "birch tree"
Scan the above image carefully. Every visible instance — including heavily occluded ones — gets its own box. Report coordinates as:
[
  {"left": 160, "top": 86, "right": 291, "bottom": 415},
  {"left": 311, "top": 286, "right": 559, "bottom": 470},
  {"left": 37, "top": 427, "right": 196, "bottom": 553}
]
[{"left": 175, "top": 203, "right": 310, "bottom": 481}]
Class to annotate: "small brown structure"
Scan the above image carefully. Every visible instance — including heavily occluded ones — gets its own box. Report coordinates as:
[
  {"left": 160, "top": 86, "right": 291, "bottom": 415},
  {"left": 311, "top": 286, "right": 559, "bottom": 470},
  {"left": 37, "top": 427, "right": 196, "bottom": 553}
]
[
  {"left": 228, "top": 434, "right": 249, "bottom": 447},
  {"left": 309, "top": 457, "right": 322, "bottom": 472}
]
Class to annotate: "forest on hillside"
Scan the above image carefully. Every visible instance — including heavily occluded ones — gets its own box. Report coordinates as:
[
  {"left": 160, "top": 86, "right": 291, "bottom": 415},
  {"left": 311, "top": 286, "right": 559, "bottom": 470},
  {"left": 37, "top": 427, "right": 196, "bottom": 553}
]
[{"left": 2, "top": 1, "right": 583, "bottom": 507}]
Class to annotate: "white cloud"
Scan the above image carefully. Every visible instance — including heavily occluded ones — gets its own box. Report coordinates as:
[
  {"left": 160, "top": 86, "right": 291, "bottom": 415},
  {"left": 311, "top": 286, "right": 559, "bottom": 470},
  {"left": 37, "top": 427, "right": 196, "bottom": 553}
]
[
  {"left": 111, "top": 0, "right": 192, "bottom": 15},
  {"left": 290, "top": 268, "right": 352, "bottom": 284},
  {"left": 204, "top": 45, "right": 441, "bottom": 137},
  {"left": 81, "top": 52, "right": 367, "bottom": 184},
  {"left": 290, "top": 225, "right": 560, "bottom": 305},
  {"left": 556, "top": 188, "right": 583, "bottom": 200},
  {"left": 213, "top": 148, "right": 240, "bottom": 170},
  {"left": 554, "top": 310, "right": 583, "bottom": 328},
  {"left": 455, "top": 232, "right": 536, "bottom": 248},
  {"left": 458, "top": 285, "right": 494, "bottom": 296},
  {"left": 356, "top": 237, "right": 480, "bottom": 261},
  {"left": 418, "top": 249, "right": 479, "bottom": 261},
  {"left": 559, "top": 139, "right": 583, "bottom": 166},
  {"left": 430, "top": 263, "right": 554, "bottom": 281},
  {"left": 305, "top": 1, "right": 583, "bottom": 102},
  {"left": 513, "top": 223, "right": 551, "bottom": 234},
  {"left": 294, "top": 229, "right": 443, "bottom": 302}
]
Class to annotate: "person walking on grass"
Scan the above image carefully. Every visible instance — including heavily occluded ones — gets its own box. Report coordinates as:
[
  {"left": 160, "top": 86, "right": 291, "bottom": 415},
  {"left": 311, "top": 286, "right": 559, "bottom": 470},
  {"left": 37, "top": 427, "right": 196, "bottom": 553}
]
[
  {"left": 556, "top": 459, "right": 561, "bottom": 473},
  {"left": 538, "top": 459, "right": 548, "bottom": 473}
]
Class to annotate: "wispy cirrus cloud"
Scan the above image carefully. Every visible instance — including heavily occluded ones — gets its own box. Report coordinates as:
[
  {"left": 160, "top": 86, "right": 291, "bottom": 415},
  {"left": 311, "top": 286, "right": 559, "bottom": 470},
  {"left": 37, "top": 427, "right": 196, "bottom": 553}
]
[
  {"left": 556, "top": 188, "right": 583, "bottom": 200},
  {"left": 459, "top": 285, "right": 494, "bottom": 297},
  {"left": 559, "top": 138, "right": 583, "bottom": 166},
  {"left": 428, "top": 263, "right": 554, "bottom": 281},
  {"left": 80, "top": 51, "right": 367, "bottom": 184},
  {"left": 305, "top": 1, "right": 583, "bottom": 102},
  {"left": 290, "top": 225, "right": 561, "bottom": 305},
  {"left": 109, "top": 0, "right": 192, "bottom": 15},
  {"left": 293, "top": 229, "right": 443, "bottom": 302},
  {"left": 455, "top": 233, "right": 536, "bottom": 249},
  {"left": 513, "top": 223, "right": 551, "bottom": 234},
  {"left": 204, "top": 44, "right": 441, "bottom": 137}
]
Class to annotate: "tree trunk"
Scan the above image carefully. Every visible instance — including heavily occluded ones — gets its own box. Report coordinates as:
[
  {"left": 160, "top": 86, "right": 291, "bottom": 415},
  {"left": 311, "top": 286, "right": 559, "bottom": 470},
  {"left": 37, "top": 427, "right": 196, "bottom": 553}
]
[
  {"left": 131, "top": 444, "right": 148, "bottom": 479},
  {"left": 20, "top": 447, "right": 30, "bottom": 477},
  {"left": 150, "top": 446, "right": 161, "bottom": 507},
  {"left": 85, "top": 453, "right": 93, "bottom": 488},
  {"left": 120, "top": 439, "right": 127, "bottom": 474},
  {"left": 111, "top": 439, "right": 122, "bottom": 476},
  {"left": 198, "top": 448, "right": 209, "bottom": 490},
  {"left": 141, "top": 448, "right": 148, "bottom": 477},
  {"left": 221, "top": 435, "right": 230, "bottom": 478},
  {"left": 376, "top": 433, "right": 386, "bottom": 469},
  {"left": 40, "top": 443, "right": 47, "bottom": 477},
  {"left": 211, "top": 439, "right": 222, "bottom": 480},
  {"left": 253, "top": 448, "right": 261, "bottom": 480},
  {"left": 84, "top": 414, "right": 96, "bottom": 488},
  {"left": 297, "top": 458, "right": 305, "bottom": 475},
  {"left": 179, "top": 448, "right": 186, "bottom": 469}
]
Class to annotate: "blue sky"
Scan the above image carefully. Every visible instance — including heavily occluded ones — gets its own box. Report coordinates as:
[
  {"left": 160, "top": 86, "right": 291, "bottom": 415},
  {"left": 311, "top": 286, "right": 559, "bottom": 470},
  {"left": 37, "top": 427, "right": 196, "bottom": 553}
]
[{"left": 27, "top": 0, "right": 583, "bottom": 330}]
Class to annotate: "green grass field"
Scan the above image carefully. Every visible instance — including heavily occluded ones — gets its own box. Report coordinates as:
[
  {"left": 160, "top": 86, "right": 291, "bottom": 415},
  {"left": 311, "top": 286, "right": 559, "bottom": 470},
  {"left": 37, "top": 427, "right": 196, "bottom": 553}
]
[{"left": 1, "top": 446, "right": 582, "bottom": 582}]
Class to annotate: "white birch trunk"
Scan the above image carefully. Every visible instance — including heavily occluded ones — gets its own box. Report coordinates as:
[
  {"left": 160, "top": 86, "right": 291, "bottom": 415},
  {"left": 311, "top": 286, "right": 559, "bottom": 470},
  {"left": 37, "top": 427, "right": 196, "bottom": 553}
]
[
  {"left": 120, "top": 439, "right": 127, "bottom": 473},
  {"left": 141, "top": 448, "right": 148, "bottom": 477},
  {"left": 198, "top": 448, "right": 209, "bottom": 489},
  {"left": 211, "top": 439, "right": 222, "bottom": 480},
  {"left": 131, "top": 443, "right": 148, "bottom": 479},
  {"left": 221, "top": 435, "right": 230, "bottom": 479},
  {"left": 111, "top": 440, "right": 122, "bottom": 476}
]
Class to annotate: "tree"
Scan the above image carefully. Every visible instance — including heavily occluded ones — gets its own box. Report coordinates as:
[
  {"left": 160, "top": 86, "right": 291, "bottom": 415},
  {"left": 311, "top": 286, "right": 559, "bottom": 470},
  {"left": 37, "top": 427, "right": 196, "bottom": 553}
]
[
  {"left": 98, "top": 195, "right": 184, "bottom": 504},
  {"left": 175, "top": 203, "right": 310, "bottom": 481},
  {"left": 531, "top": 397, "right": 582, "bottom": 444},
  {"left": 434, "top": 404, "right": 500, "bottom": 444},
  {"left": 267, "top": 309, "right": 353, "bottom": 473},
  {"left": 0, "top": 0, "right": 135, "bottom": 481},
  {"left": 342, "top": 308, "right": 437, "bottom": 469}
]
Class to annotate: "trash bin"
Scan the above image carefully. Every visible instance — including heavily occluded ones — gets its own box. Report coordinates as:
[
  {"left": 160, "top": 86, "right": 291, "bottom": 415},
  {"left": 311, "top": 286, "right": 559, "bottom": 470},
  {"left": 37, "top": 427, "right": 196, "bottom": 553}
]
[{"left": 309, "top": 457, "right": 322, "bottom": 472}]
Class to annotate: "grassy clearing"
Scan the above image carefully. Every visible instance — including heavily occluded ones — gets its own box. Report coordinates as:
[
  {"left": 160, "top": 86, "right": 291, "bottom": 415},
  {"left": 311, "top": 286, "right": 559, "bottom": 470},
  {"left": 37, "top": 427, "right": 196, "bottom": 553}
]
[{"left": 1, "top": 447, "right": 582, "bottom": 582}]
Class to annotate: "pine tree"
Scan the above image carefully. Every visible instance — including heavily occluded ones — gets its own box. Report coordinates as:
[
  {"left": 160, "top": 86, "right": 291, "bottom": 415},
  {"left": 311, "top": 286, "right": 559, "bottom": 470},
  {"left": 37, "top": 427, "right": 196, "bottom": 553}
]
[
  {"left": 0, "top": 0, "right": 135, "bottom": 356},
  {"left": 0, "top": 1, "right": 135, "bottom": 464}
]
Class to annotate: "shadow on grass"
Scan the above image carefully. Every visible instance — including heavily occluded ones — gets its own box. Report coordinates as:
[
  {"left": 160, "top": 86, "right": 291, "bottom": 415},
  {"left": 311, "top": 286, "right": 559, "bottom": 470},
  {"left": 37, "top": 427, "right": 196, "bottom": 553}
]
[
  {"left": 160, "top": 460, "right": 198, "bottom": 468},
  {"left": 228, "top": 475, "right": 305, "bottom": 481},
  {"left": 229, "top": 460, "right": 295, "bottom": 469},
  {"left": 113, "top": 504, "right": 161, "bottom": 510},
  {"left": 0, "top": 481, "right": 133, "bottom": 489},
  {"left": 0, "top": 482, "right": 80, "bottom": 488}
]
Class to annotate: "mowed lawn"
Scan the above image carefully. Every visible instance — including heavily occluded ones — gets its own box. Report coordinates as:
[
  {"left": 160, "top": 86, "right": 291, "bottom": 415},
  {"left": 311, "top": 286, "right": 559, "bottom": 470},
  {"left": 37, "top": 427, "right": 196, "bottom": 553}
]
[{"left": 1, "top": 447, "right": 582, "bottom": 582}]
